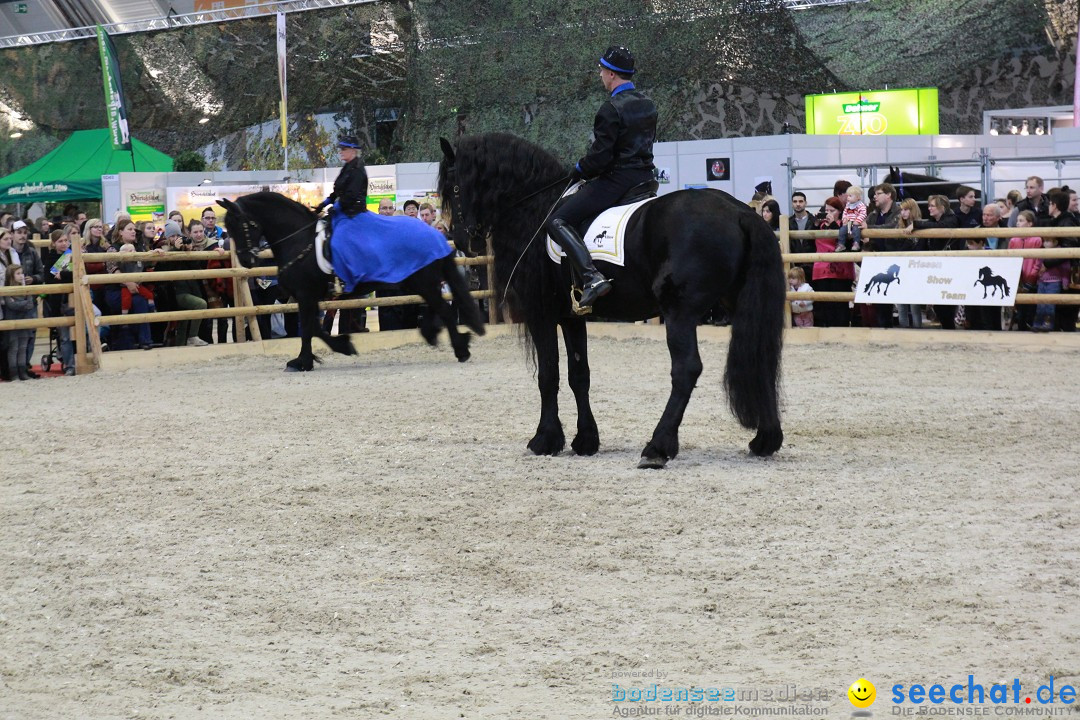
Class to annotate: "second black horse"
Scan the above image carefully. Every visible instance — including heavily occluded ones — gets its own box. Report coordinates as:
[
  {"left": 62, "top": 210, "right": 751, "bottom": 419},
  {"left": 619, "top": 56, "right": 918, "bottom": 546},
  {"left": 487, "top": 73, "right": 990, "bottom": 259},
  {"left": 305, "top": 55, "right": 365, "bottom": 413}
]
[{"left": 219, "top": 192, "right": 485, "bottom": 371}]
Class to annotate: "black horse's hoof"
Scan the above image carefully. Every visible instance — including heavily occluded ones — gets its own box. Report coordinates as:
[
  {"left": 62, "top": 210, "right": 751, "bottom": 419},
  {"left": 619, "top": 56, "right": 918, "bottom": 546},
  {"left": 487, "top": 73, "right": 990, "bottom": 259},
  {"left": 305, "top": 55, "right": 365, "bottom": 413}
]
[
  {"left": 571, "top": 431, "right": 600, "bottom": 456},
  {"left": 420, "top": 323, "right": 440, "bottom": 347},
  {"left": 637, "top": 455, "right": 668, "bottom": 470},
  {"left": 285, "top": 359, "right": 313, "bottom": 372},
  {"left": 527, "top": 429, "right": 565, "bottom": 456},
  {"left": 452, "top": 333, "right": 471, "bottom": 362},
  {"left": 748, "top": 428, "right": 783, "bottom": 457},
  {"left": 456, "top": 349, "right": 471, "bottom": 363}
]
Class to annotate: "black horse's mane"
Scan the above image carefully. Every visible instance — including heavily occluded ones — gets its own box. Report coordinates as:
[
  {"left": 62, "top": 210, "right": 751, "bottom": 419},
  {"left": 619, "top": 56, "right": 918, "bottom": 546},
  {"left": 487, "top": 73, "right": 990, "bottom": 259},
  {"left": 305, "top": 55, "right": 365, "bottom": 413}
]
[
  {"left": 438, "top": 133, "right": 570, "bottom": 329},
  {"left": 439, "top": 133, "right": 566, "bottom": 240},
  {"left": 230, "top": 191, "right": 316, "bottom": 252}
]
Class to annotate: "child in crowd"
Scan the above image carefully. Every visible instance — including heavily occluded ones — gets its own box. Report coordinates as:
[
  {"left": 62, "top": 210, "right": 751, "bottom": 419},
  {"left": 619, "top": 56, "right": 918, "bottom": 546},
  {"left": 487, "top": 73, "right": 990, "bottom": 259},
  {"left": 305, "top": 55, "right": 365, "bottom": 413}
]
[
  {"left": 1009, "top": 210, "right": 1043, "bottom": 330},
  {"left": 3, "top": 264, "right": 36, "bottom": 380},
  {"left": 117, "top": 243, "right": 157, "bottom": 315},
  {"left": 835, "top": 185, "right": 867, "bottom": 252},
  {"left": 788, "top": 267, "right": 814, "bottom": 327},
  {"left": 1032, "top": 231, "right": 1069, "bottom": 332}
]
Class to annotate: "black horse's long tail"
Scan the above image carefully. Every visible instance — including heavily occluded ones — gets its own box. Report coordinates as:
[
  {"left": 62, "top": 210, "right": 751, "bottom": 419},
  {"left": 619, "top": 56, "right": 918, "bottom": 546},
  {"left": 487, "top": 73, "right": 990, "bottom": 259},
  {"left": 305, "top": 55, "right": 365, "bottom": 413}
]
[
  {"left": 724, "top": 213, "right": 785, "bottom": 456},
  {"left": 444, "top": 255, "right": 486, "bottom": 336}
]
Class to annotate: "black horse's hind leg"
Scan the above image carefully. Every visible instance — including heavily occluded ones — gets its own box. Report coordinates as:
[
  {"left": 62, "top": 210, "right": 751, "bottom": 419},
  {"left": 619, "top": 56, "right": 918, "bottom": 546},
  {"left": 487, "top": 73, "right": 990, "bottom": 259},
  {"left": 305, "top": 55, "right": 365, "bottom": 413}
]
[
  {"left": 560, "top": 317, "right": 599, "bottom": 456},
  {"left": 639, "top": 313, "right": 703, "bottom": 469},
  {"left": 527, "top": 318, "right": 565, "bottom": 455},
  {"left": 413, "top": 279, "right": 471, "bottom": 362},
  {"left": 286, "top": 295, "right": 320, "bottom": 372}
]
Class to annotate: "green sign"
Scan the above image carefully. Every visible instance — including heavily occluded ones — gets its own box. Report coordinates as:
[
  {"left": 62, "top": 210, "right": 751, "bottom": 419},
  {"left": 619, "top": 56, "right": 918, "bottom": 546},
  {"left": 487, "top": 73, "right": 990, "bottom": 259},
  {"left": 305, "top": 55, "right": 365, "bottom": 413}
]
[
  {"left": 96, "top": 25, "right": 132, "bottom": 151},
  {"left": 805, "top": 88, "right": 939, "bottom": 136},
  {"left": 15, "top": 3, "right": 27, "bottom": 13}
]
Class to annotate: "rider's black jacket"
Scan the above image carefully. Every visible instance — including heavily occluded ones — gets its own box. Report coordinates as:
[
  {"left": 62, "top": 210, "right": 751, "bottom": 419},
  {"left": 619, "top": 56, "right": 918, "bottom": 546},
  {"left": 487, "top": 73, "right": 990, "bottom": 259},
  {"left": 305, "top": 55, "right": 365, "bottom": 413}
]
[
  {"left": 576, "top": 84, "right": 657, "bottom": 179},
  {"left": 327, "top": 157, "right": 369, "bottom": 217}
]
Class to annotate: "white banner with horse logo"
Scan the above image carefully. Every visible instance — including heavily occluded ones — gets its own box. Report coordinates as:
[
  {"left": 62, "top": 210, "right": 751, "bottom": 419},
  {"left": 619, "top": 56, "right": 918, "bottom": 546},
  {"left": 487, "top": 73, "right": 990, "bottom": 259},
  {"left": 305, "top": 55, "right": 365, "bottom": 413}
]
[
  {"left": 546, "top": 197, "right": 655, "bottom": 268},
  {"left": 854, "top": 256, "right": 1023, "bottom": 306}
]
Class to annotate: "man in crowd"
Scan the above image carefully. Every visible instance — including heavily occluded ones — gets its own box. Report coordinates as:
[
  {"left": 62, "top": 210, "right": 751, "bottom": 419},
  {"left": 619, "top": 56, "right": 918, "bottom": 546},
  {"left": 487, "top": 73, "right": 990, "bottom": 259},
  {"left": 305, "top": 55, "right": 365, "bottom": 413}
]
[
  {"left": 11, "top": 220, "right": 44, "bottom": 377},
  {"left": 787, "top": 191, "right": 815, "bottom": 280},
  {"left": 1016, "top": 176, "right": 1051, "bottom": 225},
  {"left": 788, "top": 192, "right": 814, "bottom": 231},
  {"left": 955, "top": 186, "right": 981, "bottom": 229},
  {"left": 202, "top": 207, "right": 226, "bottom": 243},
  {"left": 378, "top": 198, "right": 395, "bottom": 216},
  {"left": 980, "top": 203, "right": 1006, "bottom": 249},
  {"left": 859, "top": 183, "right": 902, "bottom": 328},
  {"left": 419, "top": 203, "right": 437, "bottom": 226},
  {"left": 402, "top": 199, "right": 419, "bottom": 218}
]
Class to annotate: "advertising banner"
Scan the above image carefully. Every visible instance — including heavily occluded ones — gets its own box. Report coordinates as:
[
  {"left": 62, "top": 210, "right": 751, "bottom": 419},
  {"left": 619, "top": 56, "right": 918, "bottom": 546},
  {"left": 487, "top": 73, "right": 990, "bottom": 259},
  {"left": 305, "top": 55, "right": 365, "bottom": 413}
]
[
  {"left": 854, "top": 256, "right": 1022, "bottom": 306},
  {"left": 805, "top": 88, "right": 939, "bottom": 136},
  {"left": 96, "top": 25, "right": 132, "bottom": 151},
  {"left": 126, "top": 188, "right": 166, "bottom": 225},
  {"left": 166, "top": 182, "right": 329, "bottom": 228}
]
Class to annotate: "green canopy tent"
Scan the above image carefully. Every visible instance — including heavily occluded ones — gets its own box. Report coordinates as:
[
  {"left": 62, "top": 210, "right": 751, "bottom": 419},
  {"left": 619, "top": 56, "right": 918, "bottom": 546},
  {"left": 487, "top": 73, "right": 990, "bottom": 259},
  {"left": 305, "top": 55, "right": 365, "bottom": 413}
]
[{"left": 0, "top": 129, "right": 173, "bottom": 204}]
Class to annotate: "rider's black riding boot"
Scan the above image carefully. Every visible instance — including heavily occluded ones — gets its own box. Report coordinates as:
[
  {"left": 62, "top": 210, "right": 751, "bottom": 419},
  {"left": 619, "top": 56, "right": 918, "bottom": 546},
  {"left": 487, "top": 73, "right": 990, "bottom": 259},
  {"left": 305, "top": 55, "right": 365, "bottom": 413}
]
[{"left": 548, "top": 218, "right": 612, "bottom": 308}]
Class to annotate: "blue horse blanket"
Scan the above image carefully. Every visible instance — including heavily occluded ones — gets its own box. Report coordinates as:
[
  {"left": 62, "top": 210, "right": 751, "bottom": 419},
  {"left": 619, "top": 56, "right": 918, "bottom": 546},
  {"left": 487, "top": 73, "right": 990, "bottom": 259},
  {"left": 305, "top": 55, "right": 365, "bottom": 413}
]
[{"left": 331, "top": 202, "right": 453, "bottom": 292}]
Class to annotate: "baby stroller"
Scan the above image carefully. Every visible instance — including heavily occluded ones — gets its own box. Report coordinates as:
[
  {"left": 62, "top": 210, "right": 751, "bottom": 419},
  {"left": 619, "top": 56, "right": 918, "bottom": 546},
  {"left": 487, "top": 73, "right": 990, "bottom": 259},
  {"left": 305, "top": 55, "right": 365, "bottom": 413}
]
[{"left": 39, "top": 326, "right": 63, "bottom": 373}]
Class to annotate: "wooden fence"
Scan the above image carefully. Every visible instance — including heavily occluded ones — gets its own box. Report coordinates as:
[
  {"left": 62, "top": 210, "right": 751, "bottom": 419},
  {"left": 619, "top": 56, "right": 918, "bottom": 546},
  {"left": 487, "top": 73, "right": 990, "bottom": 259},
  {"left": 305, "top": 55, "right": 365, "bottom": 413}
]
[
  {"left": 1, "top": 233, "right": 497, "bottom": 375},
  {"left": 777, "top": 219, "right": 1080, "bottom": 328}
]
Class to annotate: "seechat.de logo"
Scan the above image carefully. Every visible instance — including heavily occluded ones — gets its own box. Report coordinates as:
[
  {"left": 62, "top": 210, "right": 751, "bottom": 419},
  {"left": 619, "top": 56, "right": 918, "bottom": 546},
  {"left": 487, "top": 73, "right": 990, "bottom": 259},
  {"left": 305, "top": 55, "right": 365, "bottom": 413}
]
[{"left": 849, "top": 678, "right": 877, "bottom": 709}]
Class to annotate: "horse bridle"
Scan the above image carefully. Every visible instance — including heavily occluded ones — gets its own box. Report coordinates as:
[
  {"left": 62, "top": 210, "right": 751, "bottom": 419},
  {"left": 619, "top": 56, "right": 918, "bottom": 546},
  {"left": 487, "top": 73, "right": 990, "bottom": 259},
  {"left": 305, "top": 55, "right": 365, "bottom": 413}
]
[
  {"left": 231, "top": 208, "right": 321, "bottom": 274},
  {"left": 443, "top": 163, "right": 485, "bottom": 255}
]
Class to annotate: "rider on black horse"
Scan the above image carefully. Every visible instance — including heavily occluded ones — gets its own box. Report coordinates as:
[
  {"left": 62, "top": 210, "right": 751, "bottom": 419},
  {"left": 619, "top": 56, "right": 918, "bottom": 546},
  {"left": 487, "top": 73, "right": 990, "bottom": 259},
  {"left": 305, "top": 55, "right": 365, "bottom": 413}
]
[
  {"left": 317, "top": 135, "right": 369, "bottom": 229},
  {"left": 545, "top": 45, "right": 658, "bottom": 309}
]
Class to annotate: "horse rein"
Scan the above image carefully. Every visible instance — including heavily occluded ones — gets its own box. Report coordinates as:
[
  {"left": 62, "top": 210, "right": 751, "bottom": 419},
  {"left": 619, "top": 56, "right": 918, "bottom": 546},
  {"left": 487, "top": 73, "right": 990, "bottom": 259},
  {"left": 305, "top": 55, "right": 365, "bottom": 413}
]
[{"left": 235, "top": 213, "right": 320, "bottom": 275}]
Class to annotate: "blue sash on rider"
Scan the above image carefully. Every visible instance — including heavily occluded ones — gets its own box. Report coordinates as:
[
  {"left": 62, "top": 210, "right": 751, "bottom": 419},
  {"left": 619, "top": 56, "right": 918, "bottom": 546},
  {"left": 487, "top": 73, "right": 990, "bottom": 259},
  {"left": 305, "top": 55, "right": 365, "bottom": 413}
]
[{"left": 331, "top": 201, "right": 453, "bottom": 292}]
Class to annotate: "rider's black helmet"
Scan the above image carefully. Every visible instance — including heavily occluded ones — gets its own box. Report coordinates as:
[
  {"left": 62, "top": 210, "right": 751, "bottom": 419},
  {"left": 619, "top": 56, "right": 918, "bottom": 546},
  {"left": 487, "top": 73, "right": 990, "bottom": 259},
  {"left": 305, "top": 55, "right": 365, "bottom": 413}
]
[{"left": 599, "top": 46, "right": 635, "bottom": 75}]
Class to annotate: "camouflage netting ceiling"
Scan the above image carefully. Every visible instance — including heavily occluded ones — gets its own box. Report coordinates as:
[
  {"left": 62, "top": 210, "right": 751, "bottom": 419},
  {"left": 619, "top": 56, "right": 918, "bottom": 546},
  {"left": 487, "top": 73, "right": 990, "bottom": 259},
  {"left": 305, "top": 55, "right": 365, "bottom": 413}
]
[{"left": 0, "top": 0, "right": 1074, "bottom": 174}]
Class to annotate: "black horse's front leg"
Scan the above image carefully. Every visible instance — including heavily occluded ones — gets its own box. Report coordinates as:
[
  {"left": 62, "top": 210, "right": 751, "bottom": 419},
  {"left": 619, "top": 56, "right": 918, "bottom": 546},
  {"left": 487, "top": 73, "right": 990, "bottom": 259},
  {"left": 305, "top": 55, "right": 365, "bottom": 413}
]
[
  {"left": 526, "top": 319, "right": 565, "bottom": 455},
  {"left": 286, "top": 295, "right": 319, "bottom": 372},
  {"left": 560, "top": 317, "right": 599, "bottom": 455}
]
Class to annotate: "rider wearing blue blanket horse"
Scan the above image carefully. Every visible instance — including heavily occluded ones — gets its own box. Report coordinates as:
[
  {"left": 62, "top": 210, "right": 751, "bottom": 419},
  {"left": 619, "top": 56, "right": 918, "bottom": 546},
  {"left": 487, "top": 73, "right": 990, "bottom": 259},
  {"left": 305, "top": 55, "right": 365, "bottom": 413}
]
[
  {"left": 317, "top": 135, "right": 453, "bottom": 293},
  {"left": 545, "top": 45, "right": 658, "bottom": 309}
]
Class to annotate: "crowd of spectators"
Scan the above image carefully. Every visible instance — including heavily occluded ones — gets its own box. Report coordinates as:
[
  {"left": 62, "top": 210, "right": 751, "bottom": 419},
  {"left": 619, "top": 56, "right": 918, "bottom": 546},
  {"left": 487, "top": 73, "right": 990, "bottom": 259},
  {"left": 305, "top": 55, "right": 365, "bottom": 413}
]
[{"left": 760, "top": 176, "right": 1078, "bottom": 332}]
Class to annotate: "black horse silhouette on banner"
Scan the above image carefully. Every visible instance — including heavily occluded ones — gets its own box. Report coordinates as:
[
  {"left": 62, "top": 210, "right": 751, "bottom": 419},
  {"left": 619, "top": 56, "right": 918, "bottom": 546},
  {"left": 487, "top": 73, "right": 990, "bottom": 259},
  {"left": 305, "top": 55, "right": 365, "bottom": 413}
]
[
  {"left": 863, "top": 264, "right": 901, "bottom": 295},
  {"left": 974, "top": 266, "right": 1011, "bottom": 298}
]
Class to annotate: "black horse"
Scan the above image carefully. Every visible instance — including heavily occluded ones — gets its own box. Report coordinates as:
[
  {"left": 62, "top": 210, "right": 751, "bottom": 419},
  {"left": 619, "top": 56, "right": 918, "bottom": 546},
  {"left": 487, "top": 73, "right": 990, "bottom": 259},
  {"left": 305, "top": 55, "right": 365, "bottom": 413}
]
[
  {"left": 437, "top": 134, "right": 785, "bottom": 467},
  {"left": 863, "top": 264, "right": 901, "bottom": 295},
  {"left": 884, "top": 166, "right": 980, "bottom": 207},
  {"left": 218, "top": 192, "right": 485, "bottom": 371}
]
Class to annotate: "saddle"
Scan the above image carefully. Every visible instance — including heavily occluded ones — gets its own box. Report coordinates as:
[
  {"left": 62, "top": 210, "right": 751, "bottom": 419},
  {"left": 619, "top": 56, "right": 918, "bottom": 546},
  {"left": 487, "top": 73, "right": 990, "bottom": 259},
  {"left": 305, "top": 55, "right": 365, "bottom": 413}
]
[{"left": 561, "top": 179, "right": 660, "bottom": 235}]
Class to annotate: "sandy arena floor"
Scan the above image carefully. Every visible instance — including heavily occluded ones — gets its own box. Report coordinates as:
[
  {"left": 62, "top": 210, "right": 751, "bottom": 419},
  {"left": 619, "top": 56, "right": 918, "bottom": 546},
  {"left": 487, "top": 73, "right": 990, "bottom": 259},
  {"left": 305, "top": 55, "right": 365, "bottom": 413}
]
[{"left": 2, "top": 331, "right": 1078, "bottom": 719}]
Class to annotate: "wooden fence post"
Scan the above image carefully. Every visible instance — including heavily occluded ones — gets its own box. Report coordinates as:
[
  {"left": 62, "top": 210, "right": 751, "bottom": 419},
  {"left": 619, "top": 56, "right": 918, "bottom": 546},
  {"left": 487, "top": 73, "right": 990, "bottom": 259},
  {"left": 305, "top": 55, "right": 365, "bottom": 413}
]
[
  {"left": 485, "top": 234, "right": 498, "bottom": 325},
  {"left": 70, "top": 238, "right": 92, "bottom": 374},
  {"left": 779, "top": 215, "right": 793, "bottom": 330}
]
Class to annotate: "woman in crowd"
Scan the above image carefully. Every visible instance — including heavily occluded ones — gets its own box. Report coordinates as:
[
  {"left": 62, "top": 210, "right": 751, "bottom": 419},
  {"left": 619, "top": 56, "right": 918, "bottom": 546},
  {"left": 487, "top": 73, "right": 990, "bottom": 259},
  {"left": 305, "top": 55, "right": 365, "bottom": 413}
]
[
  {"left": 909, "top": 194, "right": 960, "bottom": 329},
  {"left": 894, "top": 199, "right": 924, "bottom": 328},
  {"left": 759, "top": 198, "right": 781, "bottom": 231},
  {"left": 811, "top": 196, "right": 853, "bottom": 327}
]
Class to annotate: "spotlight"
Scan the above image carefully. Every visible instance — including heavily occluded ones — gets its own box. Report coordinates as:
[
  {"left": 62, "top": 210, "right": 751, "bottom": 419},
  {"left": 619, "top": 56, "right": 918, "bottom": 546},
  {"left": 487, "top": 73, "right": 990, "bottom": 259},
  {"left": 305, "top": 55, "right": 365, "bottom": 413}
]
[
  {"left": 1035, "top": 120, "right": 1046, "bottom": 136},
  {"left": 1019, "top": 120, "right": 1029, "bottom": 136},
  {"left": 989, "top": 120, "right": 1000, "bottom": 136},
  {"left": 200, "top": 178, "right": 212, "bottom": 186},
  {"left": 9, "top": 132, "right": 22, "bottom": 138},
  {"left": 1009, "top": 122, "right": 1019, "bottom": 135},
  {"left": 199, "top": 117, "right": 210, "bottom": 124}
]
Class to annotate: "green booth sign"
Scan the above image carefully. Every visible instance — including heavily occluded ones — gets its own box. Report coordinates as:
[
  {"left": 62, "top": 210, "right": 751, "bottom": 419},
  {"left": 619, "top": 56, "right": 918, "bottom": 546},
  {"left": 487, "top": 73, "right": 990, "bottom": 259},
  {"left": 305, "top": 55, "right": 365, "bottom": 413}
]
[{"left": 805, "top": 88, "right": 939, "bottom": 135}]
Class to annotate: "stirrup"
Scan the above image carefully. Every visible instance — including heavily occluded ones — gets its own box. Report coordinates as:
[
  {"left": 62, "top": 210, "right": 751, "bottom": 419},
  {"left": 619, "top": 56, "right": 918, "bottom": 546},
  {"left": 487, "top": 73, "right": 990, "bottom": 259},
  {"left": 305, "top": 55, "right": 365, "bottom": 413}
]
[{"left": 570, "top": 285, "right": 593, "bottom": 316}]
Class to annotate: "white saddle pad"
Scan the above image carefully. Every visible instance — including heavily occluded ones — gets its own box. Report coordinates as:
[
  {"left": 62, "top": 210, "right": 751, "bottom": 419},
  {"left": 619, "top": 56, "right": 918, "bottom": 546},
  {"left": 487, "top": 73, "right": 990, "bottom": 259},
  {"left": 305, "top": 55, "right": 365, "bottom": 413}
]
[
  {"left": 546, "top": 196, "right": 656, "bottom": 268},
  {"left": 315, "top": 225, "right": 334, "bottom": 275}
]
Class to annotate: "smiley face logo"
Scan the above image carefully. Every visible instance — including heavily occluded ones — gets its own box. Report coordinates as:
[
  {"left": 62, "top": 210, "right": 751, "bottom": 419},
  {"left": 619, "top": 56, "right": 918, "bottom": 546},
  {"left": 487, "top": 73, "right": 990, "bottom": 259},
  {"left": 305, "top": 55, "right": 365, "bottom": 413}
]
[{"left": 848, "top": 678, "right": 876, "bottom": 708}]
